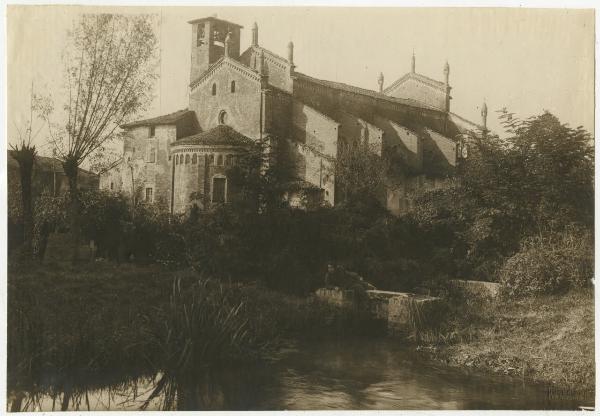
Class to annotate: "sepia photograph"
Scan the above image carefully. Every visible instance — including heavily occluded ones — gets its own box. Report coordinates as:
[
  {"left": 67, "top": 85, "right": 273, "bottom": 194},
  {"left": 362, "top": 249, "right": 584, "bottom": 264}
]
[{"left": 4, "top": 3, "right": 596, "bottom": 412}]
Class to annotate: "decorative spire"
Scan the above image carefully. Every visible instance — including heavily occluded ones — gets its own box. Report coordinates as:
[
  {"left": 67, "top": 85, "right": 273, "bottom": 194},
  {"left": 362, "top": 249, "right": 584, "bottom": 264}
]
[
  {"left": 377, "top": 72, "right": 384, "bottom": 93},
  {"left": 224, "top": 32, "right": 231, "bottom": 57},
  {"left": 251, "top": 22, "right": 258, "bottom": 46},
  {"left": 287, "top": 41, "right": 294, "bottom": 65},
  {"left": 411, "top": 50, "right": 415, "bottom": 73},
  {"left": 443, "top": 60, "right": 450, "bottom": 85},
  {"left": 481, "top": 99, "right": 488, "bottom": 130},
  {"left": 257, "top": 48, "right": 264, "bottom": 74}
]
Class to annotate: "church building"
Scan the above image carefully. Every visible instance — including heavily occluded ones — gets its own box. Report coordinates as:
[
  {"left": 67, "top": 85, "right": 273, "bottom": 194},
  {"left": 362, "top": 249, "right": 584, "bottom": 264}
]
[{"left": 99, "top": 16, "right": 487, "bottom": 215}]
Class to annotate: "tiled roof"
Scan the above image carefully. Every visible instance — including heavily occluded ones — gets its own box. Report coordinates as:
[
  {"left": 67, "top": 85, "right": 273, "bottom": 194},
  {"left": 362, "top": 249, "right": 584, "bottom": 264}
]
[
  {"left": 294, "top": 72, "right": 441, "bottom": 112},
  {"left": 172, "top": 125, "right": 254, "bottom": 147},
  {"left": 120, "top": 109, "right": 194, "bottom": 129},
  {"left": 7, "top": 151, "right": 97, "bottom": 177},
  {"left": 253, "top": 45, "right": 290, "bottom": 66}
]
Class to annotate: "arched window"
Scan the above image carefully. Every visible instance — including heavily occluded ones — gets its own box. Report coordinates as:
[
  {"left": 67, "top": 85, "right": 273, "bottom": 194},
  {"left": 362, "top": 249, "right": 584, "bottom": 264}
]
[
  {"left": 185, "top": 154, "right": 190, "bottom": 164},
  {"left": 230, "top": 81, "right": 236, "bottom": 93},
  {"left": 192, "top": 154, "right": 197, "bottom": 164},
  {"left": 218, "top": 110, "right": 228, "bottom": 125},
  {"left": 217, "top": 154, "right": 223, "bottom": 166},
  {"left": 225, "top": 154, "right": 233, "bottom": 166},
  {"left": 209, "top": 154, "right": 215, "bottom": 165},
  {"left": 211, "top": 83, "right": 217, "bottom": 96}
]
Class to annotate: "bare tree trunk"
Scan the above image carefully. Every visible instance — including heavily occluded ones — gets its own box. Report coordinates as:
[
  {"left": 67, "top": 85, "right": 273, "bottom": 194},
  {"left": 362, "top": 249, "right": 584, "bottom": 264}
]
[
  {"left": 63, "top": 156, "right": 80, "bottom": 263},
  {"left": 10, "top": 392, "right": 24, "bottom": 412},
  {"left": 61, "top": 388, "right": 72, "bottom": 411},
  {"left": 12, "top": 148, "right": 36, "bottom": 259}
]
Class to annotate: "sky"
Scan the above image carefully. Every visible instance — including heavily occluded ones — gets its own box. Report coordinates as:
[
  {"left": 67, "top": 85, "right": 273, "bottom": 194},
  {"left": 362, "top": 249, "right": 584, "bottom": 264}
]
[{"left": 6, "top": 5, "right": 595, "bottom": 156}]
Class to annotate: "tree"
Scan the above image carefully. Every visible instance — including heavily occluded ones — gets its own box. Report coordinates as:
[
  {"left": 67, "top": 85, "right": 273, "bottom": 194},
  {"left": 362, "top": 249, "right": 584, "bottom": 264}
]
[
  {"left": 40, "top": 13, "right": 158, "bottom": 260},
  {"left": 413, "top": 110, "right": 594, "bottom": 281},
  {"left": 9, "top": 85, "right": 46, "bottom": 259},
  {"left": 334, "top": 140, "right": 389, "bottom": 208}
]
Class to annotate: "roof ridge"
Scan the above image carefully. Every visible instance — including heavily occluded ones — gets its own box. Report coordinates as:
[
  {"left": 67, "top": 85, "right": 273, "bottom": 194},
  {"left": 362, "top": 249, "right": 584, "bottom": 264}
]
[
  {"left": 172, "top": 125, "right": 253, "bottom": 147},
  {"left": 120, "top": 108, "right": 193, "bottom": 129},
  {"left": 294, "top": 72, "right": 441, "bottom": 112},
  {"left": 253, "top": 45, "right": 290, "bottom": 66}
]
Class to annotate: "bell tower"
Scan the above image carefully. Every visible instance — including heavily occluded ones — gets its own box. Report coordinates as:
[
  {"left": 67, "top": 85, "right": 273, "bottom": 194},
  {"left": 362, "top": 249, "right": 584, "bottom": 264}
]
[{"left": 188, "top": 16, "right": 243, "bottom": 84}]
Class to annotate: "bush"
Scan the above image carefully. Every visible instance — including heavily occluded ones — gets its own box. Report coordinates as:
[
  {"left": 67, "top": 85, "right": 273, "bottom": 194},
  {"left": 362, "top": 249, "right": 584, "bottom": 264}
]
[{"left": 499, "top": 227, "right": 593, "bottom": 297}]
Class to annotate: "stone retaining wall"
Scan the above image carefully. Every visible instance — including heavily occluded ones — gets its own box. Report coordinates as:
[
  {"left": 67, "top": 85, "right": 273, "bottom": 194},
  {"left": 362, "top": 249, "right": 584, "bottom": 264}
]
[
  {"left": 315, "top": 287, "right": 443, "bottom": 336},
  {"left": 449, "top": 279, "right": 500, "bottom": 298}
]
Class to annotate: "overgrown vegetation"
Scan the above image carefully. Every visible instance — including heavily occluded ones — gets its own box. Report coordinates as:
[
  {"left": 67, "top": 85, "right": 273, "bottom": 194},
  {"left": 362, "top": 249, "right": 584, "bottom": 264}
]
[
  {"left": 7, "top": 256, "right": 367, "bottom": 410},
  {"left": 417, "top": 288, "right": 594, "bottom": 395},
  {"left": 7, "top": 109, "right": 594, "bottom": 408}
]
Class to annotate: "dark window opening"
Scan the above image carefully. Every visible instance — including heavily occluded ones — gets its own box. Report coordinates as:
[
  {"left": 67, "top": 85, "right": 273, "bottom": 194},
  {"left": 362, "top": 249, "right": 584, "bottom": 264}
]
[
  {"left": 149, "top": 126, "right": 155, "bottom": 137},
  {"left": 218, "top": 111, "right": 227, "bottom": 125},
  {"left": 217, "top": 154, "right": 223, "bottom": 166},
  {"left": 192, "top": 154, "right": 197, "bottom": 164},
  {"left": 230, "top": 81, "right": 236, "bottom": 93},
  {"left": 212, "top": 177, "right": 226, "bottom": 204},
  {"left": 225, "top": 154, "right": 233, "bottom": 166},
  {"left": 110, "top": 182, "right": 114, "bottom": 190},
  {"left": 212, "top": 83, "right": 217, "bottom": 96},
  {"left": 185, "top": 154, "right": 190, "bottom": 164},
  {"left": 197, "top": 24, "right": 205, "bottom": 46}
]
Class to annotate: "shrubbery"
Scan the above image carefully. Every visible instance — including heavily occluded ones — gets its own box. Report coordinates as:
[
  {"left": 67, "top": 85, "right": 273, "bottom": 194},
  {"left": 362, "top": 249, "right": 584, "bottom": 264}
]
[
  {"left": 499, "top": 228, "right": 593, "bottom": 297},
  {"left": 10, "top": 110, "right": 592, "bottom": 299}
]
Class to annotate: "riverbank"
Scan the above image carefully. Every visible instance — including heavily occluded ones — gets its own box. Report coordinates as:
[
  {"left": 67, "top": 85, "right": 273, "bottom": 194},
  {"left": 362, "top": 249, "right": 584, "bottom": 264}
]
[
  {"left": 418, "top": 288, "right": 595, "bottom": 397},
  {"left": 6, "top": 258, "right": 371, "bottom": 409},
  {"left": 7, "top": 256, "right": 594, "bottom": 409}
]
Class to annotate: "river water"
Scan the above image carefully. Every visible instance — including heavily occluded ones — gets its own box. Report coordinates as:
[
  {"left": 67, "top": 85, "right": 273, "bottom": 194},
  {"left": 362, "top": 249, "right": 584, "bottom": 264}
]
[{"left": 16, "top": 337, "right": 592, "bottom": 411}]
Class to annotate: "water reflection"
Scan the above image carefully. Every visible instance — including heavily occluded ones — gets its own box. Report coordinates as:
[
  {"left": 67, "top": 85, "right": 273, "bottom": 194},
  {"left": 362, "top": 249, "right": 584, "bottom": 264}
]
[{"left": 11, "top": 337, "right": 593, "bottom": 411}]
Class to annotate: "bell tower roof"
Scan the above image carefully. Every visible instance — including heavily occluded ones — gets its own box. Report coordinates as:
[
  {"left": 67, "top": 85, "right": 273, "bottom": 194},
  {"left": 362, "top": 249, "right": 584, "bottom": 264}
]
[{"left": 187, "top": 16, "right": 243, "bottom": 28}]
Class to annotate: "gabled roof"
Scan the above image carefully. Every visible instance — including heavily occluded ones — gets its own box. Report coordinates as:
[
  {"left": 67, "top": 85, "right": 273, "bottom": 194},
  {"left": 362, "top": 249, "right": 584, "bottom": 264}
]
[
  {"left": 294, "top": 72, "right": 441, "bottom": 112},
  {"left": 384, "top": 72, "right": 447, "bottom": 95},
  {"left": 172, "top": 125, "right": 254, "bottom": 147},
  {"left": 251, "top": 45, "right": 290, "bottom": 68},
  {"left": 189, "top": 57, "right": 262, "bottom": 90},
  {"left": 120, "top": 109, "right": 194, "bottom": 129}
]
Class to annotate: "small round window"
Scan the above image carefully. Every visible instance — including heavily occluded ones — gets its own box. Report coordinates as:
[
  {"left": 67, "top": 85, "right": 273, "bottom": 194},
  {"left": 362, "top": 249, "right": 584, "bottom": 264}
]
[{"left": 218, "top": 110, "right": 228, "bottom": 125}]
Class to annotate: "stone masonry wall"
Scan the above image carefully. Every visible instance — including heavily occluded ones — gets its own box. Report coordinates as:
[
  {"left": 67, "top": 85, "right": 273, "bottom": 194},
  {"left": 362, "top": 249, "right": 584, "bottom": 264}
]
[
  {"left": 115, "top": 124, "right": 176, "bottom": 207},
  {"left": 385, "top": 77, "right": 447, "bottom": 111},
  {"left": 189, "top": 62, "right": 263, "bottom": 140},
  {"left": 171, "top": 145, "right": 244, "bottom": 214}
]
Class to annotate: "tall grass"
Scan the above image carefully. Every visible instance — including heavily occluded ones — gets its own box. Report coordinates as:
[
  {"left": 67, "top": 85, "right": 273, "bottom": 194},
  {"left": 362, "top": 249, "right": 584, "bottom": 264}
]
[{"left": 140, "top": 278, "right": 267, "bottom": 410}]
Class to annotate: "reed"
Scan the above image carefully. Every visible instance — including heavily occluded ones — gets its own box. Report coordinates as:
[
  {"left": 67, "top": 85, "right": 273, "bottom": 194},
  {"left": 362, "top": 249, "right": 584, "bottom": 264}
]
[{"left": 140, "top": 278, "right": 268, "bottom": 410}]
